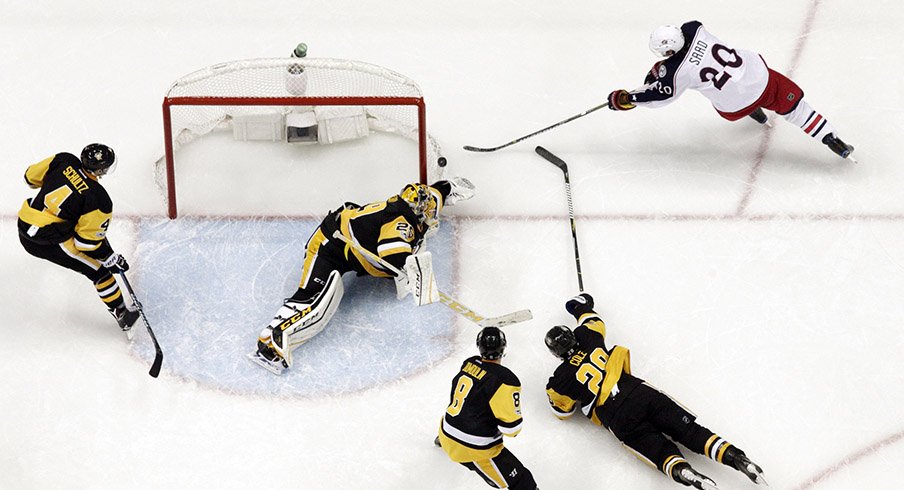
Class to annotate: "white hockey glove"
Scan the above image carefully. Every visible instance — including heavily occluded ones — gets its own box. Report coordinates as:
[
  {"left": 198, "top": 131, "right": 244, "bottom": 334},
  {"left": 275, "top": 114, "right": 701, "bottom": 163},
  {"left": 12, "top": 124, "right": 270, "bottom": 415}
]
[
  {"left": 444, "top": 177, "right": 476, "bottom": 206},
  {"left": 101, "top": 253, "right": 130, "bottom": 273},
  {"left": 394, "top": 253, "right": 439, "bottom": 306}
]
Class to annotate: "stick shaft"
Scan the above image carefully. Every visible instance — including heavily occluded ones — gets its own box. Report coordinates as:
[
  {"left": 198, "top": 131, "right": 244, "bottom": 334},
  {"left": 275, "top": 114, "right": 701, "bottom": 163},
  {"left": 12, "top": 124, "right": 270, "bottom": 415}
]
[
  {"left": 118, "top": 272, "right": 163, "bottom": 378},
  {"left": 535, "top": 146, "right": 584, "bottom": 292},
  {"left": 463, "top": 102, "right": 609, "bottom": 152},
  {"left": 332, "top": 231, "right": 531, "bottom": 327}
]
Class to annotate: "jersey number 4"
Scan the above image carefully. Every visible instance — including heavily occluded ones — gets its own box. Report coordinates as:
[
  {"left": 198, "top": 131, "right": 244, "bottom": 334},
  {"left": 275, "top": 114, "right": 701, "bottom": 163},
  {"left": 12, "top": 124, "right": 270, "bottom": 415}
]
[
  {"left": 699, "top": 44, "right": 743, "bottom": 90},
  {"left": 43, "top": 185, "right": 73, "bottom": 216}
]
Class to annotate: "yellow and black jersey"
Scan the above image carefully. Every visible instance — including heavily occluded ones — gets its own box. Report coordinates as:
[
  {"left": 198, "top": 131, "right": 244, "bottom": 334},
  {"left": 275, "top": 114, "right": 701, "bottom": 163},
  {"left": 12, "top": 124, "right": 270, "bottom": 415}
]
[
  {"left": 17, "top": 153, "right": 114, "bottom": 259},
  {"left": 333, "top": 195, "right": 429, "bottom": 277},
  {"left": 438, "top": 356, "right": 523, "bottom": 463},
  {"left": 546, "top": 309, "right": 642, "bottom": 428}
]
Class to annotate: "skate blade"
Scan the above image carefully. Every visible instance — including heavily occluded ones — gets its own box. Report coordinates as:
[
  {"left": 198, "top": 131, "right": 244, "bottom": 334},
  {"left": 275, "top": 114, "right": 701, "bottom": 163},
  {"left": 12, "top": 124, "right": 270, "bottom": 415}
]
[
  {"left": 247, "top": 351, "right": 287, "bottom": 375},
  {"left": 125, "top": 327, "right": 134, "bottom": 341}
]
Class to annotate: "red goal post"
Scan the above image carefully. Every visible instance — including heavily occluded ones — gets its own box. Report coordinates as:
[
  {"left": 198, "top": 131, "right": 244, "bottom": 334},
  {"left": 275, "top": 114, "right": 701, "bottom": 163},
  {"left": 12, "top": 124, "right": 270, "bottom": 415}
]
[{"left": 159, "top": 58, "right": 445, "bottom": 218}]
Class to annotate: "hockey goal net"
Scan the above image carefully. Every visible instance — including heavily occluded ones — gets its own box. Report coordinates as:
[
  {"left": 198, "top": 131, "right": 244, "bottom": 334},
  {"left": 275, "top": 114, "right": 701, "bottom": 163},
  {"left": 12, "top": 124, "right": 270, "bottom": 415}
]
[{"left": 159, "top": 57, "right": 445, "bottom": 218}]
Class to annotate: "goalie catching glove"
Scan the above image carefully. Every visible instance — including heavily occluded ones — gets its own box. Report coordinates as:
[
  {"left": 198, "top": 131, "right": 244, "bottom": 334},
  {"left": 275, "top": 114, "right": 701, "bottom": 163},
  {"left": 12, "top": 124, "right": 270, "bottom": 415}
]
[
  {"left": 394, "top": 252, "right": 440, "bottom": 306},
  {"left": 607, "top": 89, "right": 636, "bottom": 111},
  {"left": 443, "top": 176, "right": 476, "bottom": 206}
]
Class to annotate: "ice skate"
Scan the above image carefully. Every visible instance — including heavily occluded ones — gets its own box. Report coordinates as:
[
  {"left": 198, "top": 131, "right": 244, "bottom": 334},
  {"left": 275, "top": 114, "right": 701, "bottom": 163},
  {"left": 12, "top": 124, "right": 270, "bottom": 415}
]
[
  {"left": 247, "top": 328, "right": 289, "bottom": 375},
  {"left": 111, "top": 305, "right": 139, "bottom": 340},
  {"left": 676, "top": 466, "right": 718, "bottom": 490},
  {"left": 727, "top": 450, "right": 768, "bottom": 486},
  {"left": 822, "top": 133, "right": 856, "bottom": 162},
  {"left": 748, "top": 108, "right": 772, "bottom": 127}
]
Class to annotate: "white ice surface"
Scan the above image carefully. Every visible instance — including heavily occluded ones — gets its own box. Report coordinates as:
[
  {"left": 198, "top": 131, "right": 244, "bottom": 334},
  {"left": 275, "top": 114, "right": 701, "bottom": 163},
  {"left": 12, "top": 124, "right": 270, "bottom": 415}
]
[{"left": 1, "top": 1, "right": 903, "bottom": 489}]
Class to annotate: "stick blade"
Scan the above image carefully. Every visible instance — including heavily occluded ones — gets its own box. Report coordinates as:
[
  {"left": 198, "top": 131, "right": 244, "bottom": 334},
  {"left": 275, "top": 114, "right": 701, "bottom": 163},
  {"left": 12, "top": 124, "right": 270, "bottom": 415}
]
[
  {"left": 148, "top": 352, "right": 162, "bottom": 378},
  {"left": 478, "top": 309, "right": 533, "bottom": 328},
  {"left": 535, "top": 146, "right": 567, "bottom": 170}
]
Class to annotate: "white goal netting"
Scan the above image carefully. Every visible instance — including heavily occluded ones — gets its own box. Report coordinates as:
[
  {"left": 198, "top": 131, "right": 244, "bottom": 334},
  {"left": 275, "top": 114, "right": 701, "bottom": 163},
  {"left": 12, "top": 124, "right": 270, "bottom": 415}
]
[{"left": 158, "top": 57, "right": 445, "bottom": 217}]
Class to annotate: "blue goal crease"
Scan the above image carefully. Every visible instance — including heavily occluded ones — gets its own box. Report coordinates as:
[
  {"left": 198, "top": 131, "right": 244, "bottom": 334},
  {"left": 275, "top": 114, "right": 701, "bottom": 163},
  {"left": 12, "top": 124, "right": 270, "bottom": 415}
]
[{"left": 129, "top": 216, "right": 455, "bottom": 397}]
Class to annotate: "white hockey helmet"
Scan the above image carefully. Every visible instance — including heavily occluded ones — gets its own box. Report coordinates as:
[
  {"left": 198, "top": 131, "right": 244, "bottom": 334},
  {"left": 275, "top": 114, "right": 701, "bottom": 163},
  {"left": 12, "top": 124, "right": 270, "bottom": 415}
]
[{"left": 649, "top": 25, "right": 685, "bottom": 57}]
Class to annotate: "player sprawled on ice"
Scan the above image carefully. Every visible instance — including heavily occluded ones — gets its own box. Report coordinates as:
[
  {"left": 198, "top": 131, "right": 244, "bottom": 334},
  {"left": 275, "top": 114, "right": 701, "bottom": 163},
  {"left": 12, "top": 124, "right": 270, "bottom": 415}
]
[
  {"left": 435, "top": 327, "right": 538, "bottom": 490},
  {"left": 607, "top": 21, "right": 856, "bottom": 162},
  {"left": 545, "top": 294, "right": 766, "bottom": 490},
  {"left": 17, "top": 144, "right": 139, "bottom": 337},
  {"left": 250, "top": 177, "right": 475, "bottom": 374}
]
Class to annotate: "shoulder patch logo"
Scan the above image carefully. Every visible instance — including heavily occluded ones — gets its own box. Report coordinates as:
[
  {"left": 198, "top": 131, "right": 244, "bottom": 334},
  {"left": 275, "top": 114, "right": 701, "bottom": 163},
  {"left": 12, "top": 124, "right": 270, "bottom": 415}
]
[{"left": 658, "top": 65, "right": 667, "bottom": 78}]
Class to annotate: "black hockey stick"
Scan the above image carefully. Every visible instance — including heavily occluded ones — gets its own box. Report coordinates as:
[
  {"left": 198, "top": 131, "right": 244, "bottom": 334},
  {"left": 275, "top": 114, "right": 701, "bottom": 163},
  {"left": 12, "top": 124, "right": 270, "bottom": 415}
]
[
  {"left": 535, "top": 146, "right": 584, "bottom": 292},
  {"left": 463, "top": 102, "right": 610, "bottom": 153},
  {"left": 117, "top": 272, "right": 163, "bottom": 378}
]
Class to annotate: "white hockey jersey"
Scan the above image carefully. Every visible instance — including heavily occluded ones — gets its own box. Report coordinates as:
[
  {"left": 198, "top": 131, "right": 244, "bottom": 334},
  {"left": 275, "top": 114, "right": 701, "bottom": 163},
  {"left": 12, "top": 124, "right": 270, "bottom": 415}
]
[{"left": 628, "top": 21, "right": 770, "bottom": 114}]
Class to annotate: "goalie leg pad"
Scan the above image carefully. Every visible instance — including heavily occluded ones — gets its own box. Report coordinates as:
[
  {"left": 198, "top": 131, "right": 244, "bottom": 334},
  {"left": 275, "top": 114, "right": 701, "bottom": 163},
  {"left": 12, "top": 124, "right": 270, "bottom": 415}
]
[
  {"left": 403, "top": 252, "right": 439, "bottom": 306},
  {"left": 272, "top": 270, "right": 344, "bottom": 366}
]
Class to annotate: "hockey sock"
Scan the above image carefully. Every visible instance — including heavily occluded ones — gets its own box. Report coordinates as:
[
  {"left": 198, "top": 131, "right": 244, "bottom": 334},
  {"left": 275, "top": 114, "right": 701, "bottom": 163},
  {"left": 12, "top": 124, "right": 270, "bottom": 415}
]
[
  {"left": 702, "top": 434, "right": 737, "bottom": 465},
  {"left": 95, "top": 273, "right": 125, "bottom": 310},
  {"left": 782, "top": 99, "right": 836, "bottom": 140},
  {"left": 664, "top": 455, "right": 691, "bottom": 482},
  {"left": 677, "top": 423, "right": 738, "bottom": 465}
]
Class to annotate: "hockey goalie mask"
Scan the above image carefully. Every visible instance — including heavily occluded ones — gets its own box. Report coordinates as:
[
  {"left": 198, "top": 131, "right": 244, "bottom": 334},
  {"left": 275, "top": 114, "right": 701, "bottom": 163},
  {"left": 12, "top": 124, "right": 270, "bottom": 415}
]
[{"left": 400, "top": 183, "right": 443, "bottom": 236}]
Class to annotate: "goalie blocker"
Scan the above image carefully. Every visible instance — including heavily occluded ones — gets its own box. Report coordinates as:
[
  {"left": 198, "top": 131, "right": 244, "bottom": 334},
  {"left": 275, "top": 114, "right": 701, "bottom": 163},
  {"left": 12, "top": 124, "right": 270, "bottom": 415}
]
[{"left": 395, "top": 252, "right": 440, "bottom": 306}]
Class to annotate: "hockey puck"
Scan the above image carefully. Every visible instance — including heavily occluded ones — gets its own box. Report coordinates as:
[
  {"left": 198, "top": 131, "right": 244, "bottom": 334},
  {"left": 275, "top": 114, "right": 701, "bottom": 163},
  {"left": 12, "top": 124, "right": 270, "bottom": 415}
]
[{"left": 438, "top": 157, "right": 447, "bottom": 167}]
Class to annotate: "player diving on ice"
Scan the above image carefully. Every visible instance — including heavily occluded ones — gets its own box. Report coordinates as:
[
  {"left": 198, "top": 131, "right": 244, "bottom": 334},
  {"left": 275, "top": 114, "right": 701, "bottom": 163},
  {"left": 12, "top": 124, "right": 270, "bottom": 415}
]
[
  {"left": 607, "top": 21, "right": 856, "bottom": 162},
  {"left": 249, "top": 177, "right": 476, "bottom": 374}
]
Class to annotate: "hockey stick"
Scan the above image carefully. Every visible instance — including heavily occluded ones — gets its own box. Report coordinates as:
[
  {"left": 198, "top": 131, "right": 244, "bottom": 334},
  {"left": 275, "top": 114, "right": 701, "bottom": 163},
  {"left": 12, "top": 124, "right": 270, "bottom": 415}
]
[
  {"left": 535, "top": 146, "right": 584, "bottom": 292},
  {"left": 117, "top": 272, "right": 163, "bottom": 378},
  {"left": 463, "top": 102, "right": 610, "bottom": 152},
  {"left": 332, "top": 231, "right": 532, "bottom": 327}
]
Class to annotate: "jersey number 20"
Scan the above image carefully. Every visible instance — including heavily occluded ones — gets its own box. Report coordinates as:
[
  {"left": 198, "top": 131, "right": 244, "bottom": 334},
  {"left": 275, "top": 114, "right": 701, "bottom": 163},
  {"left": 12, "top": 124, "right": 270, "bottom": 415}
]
[{"left": 699, "top": 43, "right": 743, "bottom": 90}]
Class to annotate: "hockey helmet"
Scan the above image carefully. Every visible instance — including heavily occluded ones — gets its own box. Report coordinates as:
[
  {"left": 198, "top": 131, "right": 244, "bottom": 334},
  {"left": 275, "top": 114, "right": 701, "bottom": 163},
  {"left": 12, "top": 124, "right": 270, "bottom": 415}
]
[
  {"left": 545, "top": 325, "right": 578, "bottom": 360},
  {"left": 649, "top": 25, "right": 685, "bottom": 57},
  {"left": 400, "top": 183, "right": 442, "bottom": 234},
  {"left": 80, "top": 143, "right": 116, "bottom": 176},
  {"left": 477, "top": 327, "right": 507, "bottom": 361}
]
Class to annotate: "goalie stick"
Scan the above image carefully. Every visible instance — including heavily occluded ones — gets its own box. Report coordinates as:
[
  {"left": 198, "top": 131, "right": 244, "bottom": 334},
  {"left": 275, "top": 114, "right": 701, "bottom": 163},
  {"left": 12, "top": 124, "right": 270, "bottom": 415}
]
[
  {"left": 117, "top": 272, "right": 163, "bottom": 378},
  {"left": 535, "top": 146, "right": 584, "bottom": 292},
  {"left": 463, "top": 102, "right": 610, "bottom": 152},
  {"left": 332, "top": 231, "right": 532, "bottom": 327}
]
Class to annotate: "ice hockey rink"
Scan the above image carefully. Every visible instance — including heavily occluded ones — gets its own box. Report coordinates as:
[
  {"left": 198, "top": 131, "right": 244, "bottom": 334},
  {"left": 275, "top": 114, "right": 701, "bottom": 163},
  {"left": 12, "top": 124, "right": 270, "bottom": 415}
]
[{"left": 1, "top": 0, "right": 902, "bottom": 489}]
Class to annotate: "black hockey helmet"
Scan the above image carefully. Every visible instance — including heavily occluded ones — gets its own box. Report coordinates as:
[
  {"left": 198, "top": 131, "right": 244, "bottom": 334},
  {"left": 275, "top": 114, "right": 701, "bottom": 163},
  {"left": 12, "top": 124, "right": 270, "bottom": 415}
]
[
  {"left": 80, "top": 143, "right": 116, "bottom": 176},
  {"left": 477, "top": 327, "right": 506, "bottom": 361},
  {"left": 545, "top": 325, "right": 578, "bottom": 360}
]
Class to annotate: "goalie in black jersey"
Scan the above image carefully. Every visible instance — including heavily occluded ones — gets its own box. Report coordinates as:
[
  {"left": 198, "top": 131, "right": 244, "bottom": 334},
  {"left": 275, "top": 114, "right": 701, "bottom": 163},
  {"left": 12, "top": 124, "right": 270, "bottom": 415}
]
[
  {"left": 436, "top": 327, "right": 537, "bottom": 490},
  {"left": 250, "top": 177, "right": 475, "bottom": 374},
  {"left": 545, "top": 294, "right": 767, "bottom": 490},
  {"left": 17, "top": 144, "right": 139, "bottom": 337}
]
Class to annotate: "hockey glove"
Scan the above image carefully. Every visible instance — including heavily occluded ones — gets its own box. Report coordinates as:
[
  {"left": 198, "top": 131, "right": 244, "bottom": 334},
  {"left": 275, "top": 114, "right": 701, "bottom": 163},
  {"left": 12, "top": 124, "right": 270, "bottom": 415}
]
[
  {"left": 607, "top": 89, "right": 636, "bottom": 111},
  {"left": 565, "top": 293, "right": 594, "bottom": 316},
  {"left": 444, "top": 177, "right": 476, "bottom": 206},
  {"left": 102, "top": 253, "right": 130, "bottom": 273}
]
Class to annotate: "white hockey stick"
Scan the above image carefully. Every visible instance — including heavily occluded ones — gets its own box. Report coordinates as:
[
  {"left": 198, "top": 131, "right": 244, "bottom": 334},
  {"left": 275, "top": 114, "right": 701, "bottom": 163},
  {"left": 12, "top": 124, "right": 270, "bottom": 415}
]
[{"left": 332, "top": 231, "right": 532, "bottom": 327}]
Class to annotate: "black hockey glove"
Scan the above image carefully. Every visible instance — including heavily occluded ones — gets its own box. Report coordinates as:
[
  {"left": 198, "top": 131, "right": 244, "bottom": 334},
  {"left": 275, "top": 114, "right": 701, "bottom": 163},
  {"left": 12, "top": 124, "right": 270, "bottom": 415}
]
[
  {"left": 102, "top": 253, "right": 130, "bottom": 273},
  {"left": 607, "top": 89, "right": 636, "bottom": 111},
  {"left": 565, "top": 293, "right": 594, "bottom": 316}
]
